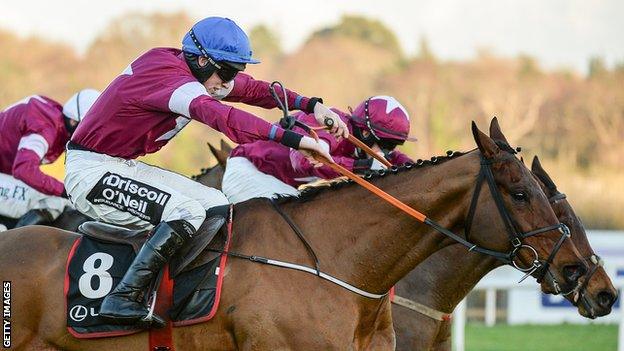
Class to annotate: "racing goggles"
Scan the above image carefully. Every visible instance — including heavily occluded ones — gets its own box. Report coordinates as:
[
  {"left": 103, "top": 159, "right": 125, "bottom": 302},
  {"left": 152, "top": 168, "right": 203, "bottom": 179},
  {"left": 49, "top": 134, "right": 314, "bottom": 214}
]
[
  {"left": 206, "top": 57, "right": 241, "bottom": 82},
  {"left": 376, "top": 137, "right": 404, "bottom": 151}
]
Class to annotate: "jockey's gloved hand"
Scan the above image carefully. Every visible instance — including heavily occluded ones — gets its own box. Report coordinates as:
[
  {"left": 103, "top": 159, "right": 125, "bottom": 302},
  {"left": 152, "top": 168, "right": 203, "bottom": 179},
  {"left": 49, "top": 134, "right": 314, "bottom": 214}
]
[
  {"left": 299, "top": 136, "right": 333, "bottom": 167},
  {"left": 353, "top": 158, "right": 387, "bottom": 174},
  {"left": 313, "top": 103, "right": 349, "bottom": 140},
  {"left": 370, "top": 157, "right": 387, "bottom": 171}
]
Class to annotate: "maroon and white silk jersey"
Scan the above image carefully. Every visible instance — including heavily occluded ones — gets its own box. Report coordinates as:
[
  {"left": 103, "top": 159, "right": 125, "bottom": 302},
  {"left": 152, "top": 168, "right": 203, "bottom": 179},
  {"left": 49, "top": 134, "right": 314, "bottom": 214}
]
[
  {"left": 231, "top": 109, "right": 413, "bottom": 187},
  {"left": 0, "top": 95, "right": 68, "bottom": 196},
  {"left": 73, "top": 48, "right": 312, "bottom": 159}
]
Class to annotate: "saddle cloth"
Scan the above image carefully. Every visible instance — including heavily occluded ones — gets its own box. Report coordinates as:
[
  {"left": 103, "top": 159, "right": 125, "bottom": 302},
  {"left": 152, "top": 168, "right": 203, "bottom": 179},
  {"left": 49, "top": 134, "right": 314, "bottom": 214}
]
[{"left": 65, "top": 211, "right": 233, "bottom": 338}]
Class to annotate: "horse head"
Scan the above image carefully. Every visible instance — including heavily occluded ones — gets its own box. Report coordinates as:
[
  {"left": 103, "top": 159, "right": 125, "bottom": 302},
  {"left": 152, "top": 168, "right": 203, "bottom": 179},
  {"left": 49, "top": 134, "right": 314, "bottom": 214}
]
[
  {"left": 466, "top": 117, "right": 587, "bottom": 296},
  {"left": 531, "top": 155, "right": 618, "bottom": 318}
]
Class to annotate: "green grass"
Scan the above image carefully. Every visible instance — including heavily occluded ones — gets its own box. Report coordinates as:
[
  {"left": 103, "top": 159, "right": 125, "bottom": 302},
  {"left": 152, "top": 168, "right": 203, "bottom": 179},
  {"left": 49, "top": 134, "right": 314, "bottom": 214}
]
[{"left": 465, "top": 323, "right": 618, "bottom": 351}]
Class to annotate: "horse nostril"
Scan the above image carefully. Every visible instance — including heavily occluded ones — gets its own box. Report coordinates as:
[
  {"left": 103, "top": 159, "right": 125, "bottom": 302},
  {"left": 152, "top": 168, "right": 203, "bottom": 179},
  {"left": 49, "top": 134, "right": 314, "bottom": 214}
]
[
  {"left": 563, "top": 264, "right": 585, "bottom": 283},
  {"left": 597, "top": 291, "right": 616, "bottom": 309}
]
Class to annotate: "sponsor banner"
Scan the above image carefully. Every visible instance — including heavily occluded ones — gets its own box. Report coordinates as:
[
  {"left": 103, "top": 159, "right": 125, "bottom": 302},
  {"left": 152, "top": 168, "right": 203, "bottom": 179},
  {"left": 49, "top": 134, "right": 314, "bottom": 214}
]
[{"left": 86, "top": 172, "right": 171, "bottom": 225}]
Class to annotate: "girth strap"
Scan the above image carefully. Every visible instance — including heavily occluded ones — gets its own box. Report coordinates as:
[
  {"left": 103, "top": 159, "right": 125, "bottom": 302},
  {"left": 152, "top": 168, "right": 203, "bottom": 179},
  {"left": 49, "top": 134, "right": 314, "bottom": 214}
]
[{"left": 392, "top": 295, "right": 451, "bottom": 321}]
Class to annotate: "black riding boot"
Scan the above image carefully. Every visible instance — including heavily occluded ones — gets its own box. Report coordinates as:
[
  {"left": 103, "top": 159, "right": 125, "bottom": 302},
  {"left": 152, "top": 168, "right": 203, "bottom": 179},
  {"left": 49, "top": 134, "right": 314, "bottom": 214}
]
[
  {"left": 14, "top": 209, "right": 54, "bottom": 227},
  {"left": 99, "top": 220, "right": 194, "bottom": 327}
]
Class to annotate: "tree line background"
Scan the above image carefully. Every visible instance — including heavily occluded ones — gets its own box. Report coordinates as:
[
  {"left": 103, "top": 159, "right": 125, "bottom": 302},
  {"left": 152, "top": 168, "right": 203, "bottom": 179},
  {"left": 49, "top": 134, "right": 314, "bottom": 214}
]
[{"left": 1, "top": 12, "right": 622, "bottom": 229}]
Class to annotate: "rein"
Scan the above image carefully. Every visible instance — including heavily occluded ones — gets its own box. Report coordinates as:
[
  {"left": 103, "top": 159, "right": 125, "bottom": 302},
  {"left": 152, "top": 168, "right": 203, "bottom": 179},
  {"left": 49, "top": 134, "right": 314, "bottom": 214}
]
[
  {"left": 389, "top": 192, "right": 587, "bottom": 322},
  {"left": 314, "top": 151, "right": 568, "bottom": 269}
]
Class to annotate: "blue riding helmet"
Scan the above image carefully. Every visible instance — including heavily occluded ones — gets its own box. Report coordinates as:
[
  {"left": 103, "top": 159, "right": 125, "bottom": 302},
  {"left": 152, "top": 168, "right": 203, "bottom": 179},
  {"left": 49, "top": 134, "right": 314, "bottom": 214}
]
[{"left": 182, "top": 17, "right": 260, "bottom": 64}]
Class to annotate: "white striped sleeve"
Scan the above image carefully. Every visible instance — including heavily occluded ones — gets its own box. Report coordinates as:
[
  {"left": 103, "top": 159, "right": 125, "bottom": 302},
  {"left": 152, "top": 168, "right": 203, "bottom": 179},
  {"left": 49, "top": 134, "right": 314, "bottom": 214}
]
[
  {"left": 168, "top": 82, "right": 209, "bottom": 118},
  {"left": 17, "top": 134, "right": 49, "bottom": 159}
]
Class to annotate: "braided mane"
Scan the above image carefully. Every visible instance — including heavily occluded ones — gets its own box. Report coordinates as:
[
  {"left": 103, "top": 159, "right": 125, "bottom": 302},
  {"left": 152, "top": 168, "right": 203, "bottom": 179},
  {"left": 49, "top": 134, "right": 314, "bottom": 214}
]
[{"left": 275, "top": 150, "right": 469, "bottom": 204}]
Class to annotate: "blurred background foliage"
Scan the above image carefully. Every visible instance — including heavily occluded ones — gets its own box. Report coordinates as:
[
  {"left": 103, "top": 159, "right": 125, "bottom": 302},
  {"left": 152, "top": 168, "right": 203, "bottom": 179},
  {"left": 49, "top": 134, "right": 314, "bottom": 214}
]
[{"left": 1, "top": 12, "right": 622, "bottom": 228}]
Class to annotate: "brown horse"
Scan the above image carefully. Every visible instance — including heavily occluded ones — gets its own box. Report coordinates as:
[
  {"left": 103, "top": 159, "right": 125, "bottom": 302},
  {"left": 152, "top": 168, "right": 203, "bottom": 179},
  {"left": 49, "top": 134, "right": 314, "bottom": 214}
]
[
  {"left": 391, "top": 158, "right": 618, "bottom": 351},
  {"left": 0, "top": 120, "right": 587, "bottom": 350},
  {"left": 201, "top": 135, "right": 615, "bottom": 351}
]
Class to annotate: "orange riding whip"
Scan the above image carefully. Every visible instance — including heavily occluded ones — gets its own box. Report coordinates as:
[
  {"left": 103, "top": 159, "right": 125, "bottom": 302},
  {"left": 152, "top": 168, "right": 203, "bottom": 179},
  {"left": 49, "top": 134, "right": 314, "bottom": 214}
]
[
  {"left": 308, "top": 117, "right": 425, "bottom": 222},
  {"left": 316, "top": 153, "right": 427, "bottom": 222},
  {"left": 316, "top": 118, "right": 392, "bottom": 168}
]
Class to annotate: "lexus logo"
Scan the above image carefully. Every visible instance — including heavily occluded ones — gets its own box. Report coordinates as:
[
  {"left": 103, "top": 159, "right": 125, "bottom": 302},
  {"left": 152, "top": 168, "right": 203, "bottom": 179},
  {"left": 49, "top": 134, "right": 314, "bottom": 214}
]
[{"left": 69, "top": 305, "right": 88, "bottom": 322}]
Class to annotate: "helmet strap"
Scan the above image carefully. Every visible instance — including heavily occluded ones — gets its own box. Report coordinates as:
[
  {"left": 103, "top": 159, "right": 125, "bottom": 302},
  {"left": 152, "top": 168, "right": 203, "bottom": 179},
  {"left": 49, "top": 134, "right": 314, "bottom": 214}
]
[
  {"left": 63, "top": 115, "right": 78, "bottom": 135},
  {"left": 363, "top": 98, "right": 381, "bottom": 141},
  {"left": 184, "top": 53, "right": 216, "bottom": 83}
]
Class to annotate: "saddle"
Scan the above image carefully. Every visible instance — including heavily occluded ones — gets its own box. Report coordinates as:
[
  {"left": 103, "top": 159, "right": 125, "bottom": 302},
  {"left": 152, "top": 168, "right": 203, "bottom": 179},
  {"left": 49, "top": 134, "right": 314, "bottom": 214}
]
[
  {"left": 78, "top": 205, "right": 227, "bottom": 277},
  {"left": 66, "top": 205, "right": 233, "bottom": 338}
]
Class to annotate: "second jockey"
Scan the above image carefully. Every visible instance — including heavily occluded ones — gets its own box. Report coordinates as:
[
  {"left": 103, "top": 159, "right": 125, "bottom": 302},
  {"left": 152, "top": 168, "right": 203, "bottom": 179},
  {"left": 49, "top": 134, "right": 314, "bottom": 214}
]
[
  {"left": 64, "top": 17, "right": 344, "bottom": 327},
  {"left": 223, "top": 95, "right": 414, "bottom": 203},
  {"left": 0, "top": 89, "right": 100, "bottom": 230}
]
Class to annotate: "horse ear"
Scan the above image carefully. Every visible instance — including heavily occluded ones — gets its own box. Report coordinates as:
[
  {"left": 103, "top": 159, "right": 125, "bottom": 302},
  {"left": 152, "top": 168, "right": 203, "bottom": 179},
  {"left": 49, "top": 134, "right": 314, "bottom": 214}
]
[
  {"left": 489, "top": 117, "right": 511, "bottom": 144},
  {"left": 208, "top": 142, "right": 220, "bottom": 161},
  {"left": 531, "top": 156, "right": 549, "bottom": 182},
  {"left": 472, "top": 121, "right": 500, "bottom": 159},
  {"left": 220, "top": 139, "right": 233, "bottom": 153},
  {"left": 208, "top": 142, "right": 228, "bottom": 167},
  {"left": 531, "top": 156, "right": 543, "bottom": 174},
  {"left": 531, "top": 156, "right": 558, "bottom": 191}
]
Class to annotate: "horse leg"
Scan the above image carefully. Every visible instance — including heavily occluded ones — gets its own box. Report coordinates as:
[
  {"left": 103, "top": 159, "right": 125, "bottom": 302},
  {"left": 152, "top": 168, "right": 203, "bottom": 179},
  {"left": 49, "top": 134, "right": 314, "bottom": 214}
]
[
  {"left": 0, "top": 228, "right": 74, "bottom": 350},
  {"left": 432, "top": 319, "right": 452, "bottom": 351},
  {"left": 393, "top": 304, "right": 443, "bottom": 351},
  {"left": 363, "top": 300, "right": 395, "bottom": 351}
]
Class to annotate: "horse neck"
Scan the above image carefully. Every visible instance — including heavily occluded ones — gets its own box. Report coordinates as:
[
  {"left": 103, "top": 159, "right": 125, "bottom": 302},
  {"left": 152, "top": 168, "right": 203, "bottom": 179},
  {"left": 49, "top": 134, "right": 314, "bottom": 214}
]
[
  {"left": 397, "top": 245, "right": 501, "bottom": 314},
  {"left": 286, "top": 152, "right": 481, "bottom": 294}
]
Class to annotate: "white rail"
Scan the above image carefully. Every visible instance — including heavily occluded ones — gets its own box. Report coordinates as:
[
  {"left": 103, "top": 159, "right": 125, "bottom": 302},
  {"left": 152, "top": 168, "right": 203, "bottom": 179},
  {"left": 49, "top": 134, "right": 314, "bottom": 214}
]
[{"left": 451, "top": 283, "right": 623, "bottom": 351}]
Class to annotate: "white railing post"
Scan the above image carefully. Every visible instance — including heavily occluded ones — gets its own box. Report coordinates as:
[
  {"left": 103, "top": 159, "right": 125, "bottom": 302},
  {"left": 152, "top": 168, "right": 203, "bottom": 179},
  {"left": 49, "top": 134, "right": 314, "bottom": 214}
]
[
  {"left": 485, "top": 288, "right": 497, "bottom": 327},
  {"left": 619, "top": 285, "right": 623, "bottom": 351},
  {"left": 453, "top": 298, "right": 467, "bottom": 351}
]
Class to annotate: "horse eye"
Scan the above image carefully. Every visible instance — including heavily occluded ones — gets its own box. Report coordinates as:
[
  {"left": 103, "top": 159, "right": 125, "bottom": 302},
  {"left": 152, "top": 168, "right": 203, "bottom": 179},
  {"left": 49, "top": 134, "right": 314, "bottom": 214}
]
[{"left": 512, "top": 192, "right": 528, "bottom": 202}]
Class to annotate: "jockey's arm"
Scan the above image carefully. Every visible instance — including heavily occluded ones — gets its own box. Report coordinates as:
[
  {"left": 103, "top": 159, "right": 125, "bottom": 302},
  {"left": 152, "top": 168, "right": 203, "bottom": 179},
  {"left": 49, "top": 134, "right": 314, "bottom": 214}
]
[
  {"left": 14, "top": 113, "right": 65, "bottom": 196},
  {"left": 220, "top": 73, "right": 348, "bottom": 138},
  {"left": 139, "top": 78, "right": 332, "bottom": 160},
  {"left": 221, "top": 73, "right": 319, "bottom": 113},
  {"left": 12, "top": 147, "right": 64, "bottom": 196},
  {"left": 189, "top": 93, "right": 296, "bottom": 146}
]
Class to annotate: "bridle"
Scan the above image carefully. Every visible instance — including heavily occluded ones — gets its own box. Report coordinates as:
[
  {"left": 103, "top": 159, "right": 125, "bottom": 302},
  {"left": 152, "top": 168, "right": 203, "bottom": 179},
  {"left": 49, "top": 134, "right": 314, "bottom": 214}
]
[
  {"left": 547, "top": 192, "right": 603, "bottom": 307},
  {"left": 463, "top": 154, "right": 571, "bottom": 287}
]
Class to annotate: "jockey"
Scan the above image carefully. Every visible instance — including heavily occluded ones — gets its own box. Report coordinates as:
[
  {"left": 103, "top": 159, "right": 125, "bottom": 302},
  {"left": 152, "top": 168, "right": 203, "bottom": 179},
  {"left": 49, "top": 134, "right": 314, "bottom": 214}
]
[
  {"left": 0, "top": 89, "right": 100, "bottom": 230},
  {"left": 64, "top": 17, "right": 344, "bottom": 327},
  {"left": 223, "top": 95, "right": 413, "bottom": 203}
]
